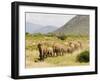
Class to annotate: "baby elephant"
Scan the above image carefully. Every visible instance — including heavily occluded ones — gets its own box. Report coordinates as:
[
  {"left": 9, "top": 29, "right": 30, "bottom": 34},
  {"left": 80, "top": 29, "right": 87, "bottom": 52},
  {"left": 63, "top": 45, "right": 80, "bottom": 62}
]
[{"left": 46, "top": 47, "right": 53, "bottom": 57}]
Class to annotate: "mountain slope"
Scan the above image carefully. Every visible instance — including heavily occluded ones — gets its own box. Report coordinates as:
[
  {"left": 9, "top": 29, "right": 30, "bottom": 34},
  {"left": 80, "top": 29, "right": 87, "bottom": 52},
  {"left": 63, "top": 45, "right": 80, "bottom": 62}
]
[
  {"left": 26, "top": 22, "right": 43, "bottom": 34},
  {"left": 35, "top": 26, "right": 58, "bottom": 34},
  {"left": 54, "top": 15, "right": 89, "bottom": 36}
]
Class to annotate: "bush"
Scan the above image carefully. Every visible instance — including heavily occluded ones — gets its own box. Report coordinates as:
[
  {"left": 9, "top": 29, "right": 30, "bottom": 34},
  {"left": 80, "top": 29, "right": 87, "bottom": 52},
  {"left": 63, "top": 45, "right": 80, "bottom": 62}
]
[
  {"left": 77, "top": 51, "right": 89, "bottom": 62},
  {"left": 45, "top": 33, "right": 55, "bottom": 37},
  {"left": 57, "top": 35, "right": 66, "bottom": 40},
  {"left": 32, "top": 33, "right": 44, "bottom": 37},
  {"left": 26, "top": 32, "right": 30, "bottom": 35}
]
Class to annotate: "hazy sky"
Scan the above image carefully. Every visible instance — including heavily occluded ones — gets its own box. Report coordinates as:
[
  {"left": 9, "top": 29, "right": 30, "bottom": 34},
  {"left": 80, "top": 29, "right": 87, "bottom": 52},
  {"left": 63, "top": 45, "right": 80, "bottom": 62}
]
[{"left": 26, "top": 12, "right": 76, "bottom": 28}]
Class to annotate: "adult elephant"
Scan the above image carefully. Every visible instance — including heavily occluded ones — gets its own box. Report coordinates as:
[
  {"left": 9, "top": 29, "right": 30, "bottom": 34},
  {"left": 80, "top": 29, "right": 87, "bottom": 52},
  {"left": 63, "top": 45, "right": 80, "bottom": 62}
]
[
  {"left": 37, "top": 43, "right": 53, "bottom": 60},
  {"left": 37, "top": 43, "right": 47, "bottom": 61}
]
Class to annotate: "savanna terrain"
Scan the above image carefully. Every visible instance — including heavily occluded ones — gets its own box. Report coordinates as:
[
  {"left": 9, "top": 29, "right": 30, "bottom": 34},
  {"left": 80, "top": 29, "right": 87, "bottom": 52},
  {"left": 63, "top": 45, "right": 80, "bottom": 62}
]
[{"left": 25, "top": 33, "right": 89, "bottom": 68}]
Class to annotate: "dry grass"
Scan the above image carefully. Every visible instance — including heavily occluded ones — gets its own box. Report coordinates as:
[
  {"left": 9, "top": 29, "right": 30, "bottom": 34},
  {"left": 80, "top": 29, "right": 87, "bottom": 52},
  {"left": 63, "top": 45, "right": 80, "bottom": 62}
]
[{"left": 25, "top": 34, "right": 89, "bottom": 68}]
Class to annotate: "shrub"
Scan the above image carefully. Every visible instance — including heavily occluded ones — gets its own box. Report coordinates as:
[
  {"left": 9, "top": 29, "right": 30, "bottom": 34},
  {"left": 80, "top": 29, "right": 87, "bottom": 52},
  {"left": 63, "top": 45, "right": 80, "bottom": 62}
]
[
  {"left": 26, "top": 32, "right": 30, "bottom": 35},
  {"left": 57, "top": 35, "right": 66, "bottom": 40},
  {"left": 32, "top": 33, "right": 45, "bottom": 37},
  {"left": 77, "top": 50, "right": 89, "bottom": 62},
  {"left": 45, "top": 33, "right": 55, "bottom": 37}
]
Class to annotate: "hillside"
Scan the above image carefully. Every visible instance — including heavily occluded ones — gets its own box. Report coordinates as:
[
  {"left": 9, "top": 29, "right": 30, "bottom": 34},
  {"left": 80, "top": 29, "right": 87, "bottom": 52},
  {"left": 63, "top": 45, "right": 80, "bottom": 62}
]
[
  {"left": 26, "top": 22, "right": 57, "bottom": 34},
  {"left": 26, "top": 22, "right": 43, "bottom": 34},
  {"left": 34, "top": 25, "right": 57, "bottom": 34},
  {"left": 54, "top": 15, "right": 89, "bottom": 36}
]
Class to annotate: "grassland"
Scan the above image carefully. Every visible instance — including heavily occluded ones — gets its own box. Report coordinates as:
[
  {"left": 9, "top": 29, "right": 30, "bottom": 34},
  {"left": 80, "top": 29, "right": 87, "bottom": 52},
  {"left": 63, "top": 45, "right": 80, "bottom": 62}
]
[{"left": 25, "top": 33, "right": 89, "bottom": 68}]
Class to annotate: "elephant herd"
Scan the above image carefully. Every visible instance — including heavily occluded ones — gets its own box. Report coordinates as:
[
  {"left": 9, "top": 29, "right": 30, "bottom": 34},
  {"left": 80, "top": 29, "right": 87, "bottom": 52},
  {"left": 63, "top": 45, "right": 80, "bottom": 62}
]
[{"left": 37, "top": 41, "right": 82, "bottom": 61}]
